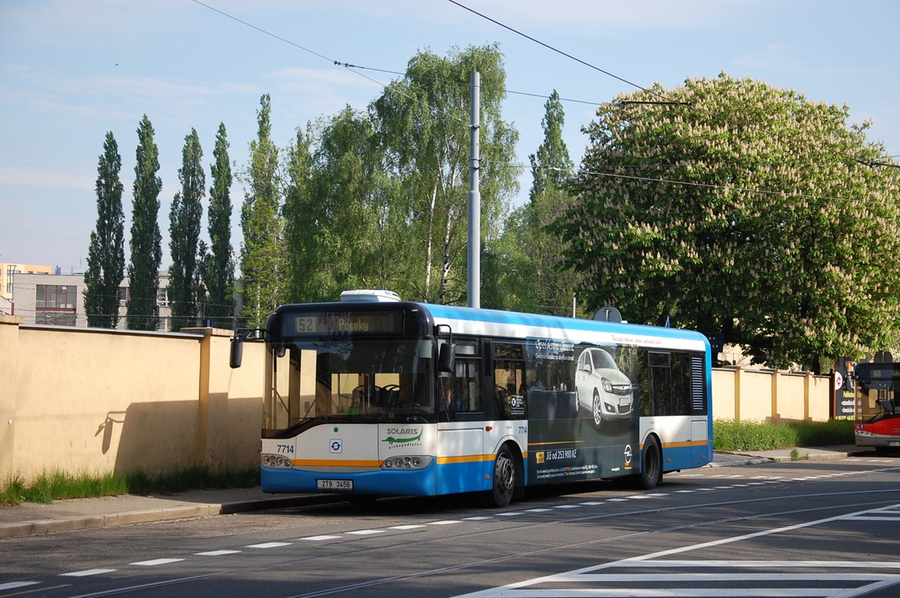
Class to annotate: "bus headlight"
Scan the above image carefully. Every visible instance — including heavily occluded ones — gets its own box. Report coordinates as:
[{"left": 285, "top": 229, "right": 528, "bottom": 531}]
[
  {"left": 855, "top": 430, "right": 875, "bottom": 438},
  {"left": 262, "top": 454, "right": 294, "bottom": 468},
  {"left": 381, "top": 455, "right": 434, "bottom": 470}
]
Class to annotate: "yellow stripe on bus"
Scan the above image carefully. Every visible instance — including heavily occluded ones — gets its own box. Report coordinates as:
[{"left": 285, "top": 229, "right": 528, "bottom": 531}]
[
  {"left": 437, "top": 454, "right": 490, "bottom": 465},
  {"left": 647, "top": 439, "right": 709, "bottom": 450}
]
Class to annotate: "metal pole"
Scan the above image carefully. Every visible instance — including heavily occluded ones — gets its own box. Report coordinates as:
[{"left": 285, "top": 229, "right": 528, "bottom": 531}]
[{"left": 468, "top": 71, "right": 481, "bottom": 309}]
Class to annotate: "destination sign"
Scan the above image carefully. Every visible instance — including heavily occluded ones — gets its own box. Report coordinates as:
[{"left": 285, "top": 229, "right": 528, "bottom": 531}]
[
  {"left": 283, "top": 311, "right": 402, "bottom": 336},
  {"left": 855, "top": 363, "right": 900, "bottom": 381}
]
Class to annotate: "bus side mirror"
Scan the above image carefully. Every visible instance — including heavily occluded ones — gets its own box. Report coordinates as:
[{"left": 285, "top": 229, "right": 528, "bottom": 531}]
[
  {"left": 230, "top": 336, "right": 244, "bottom": 369},
  {"left": 439, "top": 343, "right": 455, "bottom": 374}
]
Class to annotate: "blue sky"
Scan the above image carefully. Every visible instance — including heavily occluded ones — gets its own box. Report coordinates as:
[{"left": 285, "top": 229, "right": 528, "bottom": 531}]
[{"left": 2, "top": 0, "right": 898, "bottom": 271}]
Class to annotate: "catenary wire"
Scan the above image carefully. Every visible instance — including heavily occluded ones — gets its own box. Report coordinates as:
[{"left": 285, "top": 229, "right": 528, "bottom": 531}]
[
  {"left": 447, "top": 0, "right": 657, "bottom": 96},
  {"left": 191, "top": 0, "right": 893, "bottom": 209}
]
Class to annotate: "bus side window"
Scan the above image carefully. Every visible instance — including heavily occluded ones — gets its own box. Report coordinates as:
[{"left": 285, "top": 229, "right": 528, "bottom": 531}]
[
  {"left": 454, "top": 357, "right": 482, "bottom": 414},
  {"left": 445, "top": 340, "right": 482, "bottom": 420},
  {"left": 493, "top": 342, "right": 527, "bottom": 420}
]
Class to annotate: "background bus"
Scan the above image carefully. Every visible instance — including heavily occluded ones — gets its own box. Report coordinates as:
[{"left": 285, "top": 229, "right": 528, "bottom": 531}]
[
  {"left": 231, "top": 290, "right": 713, "bottom": 507},
  {"left": 853, "top": 362, "right": 900, "bottom": 455}
]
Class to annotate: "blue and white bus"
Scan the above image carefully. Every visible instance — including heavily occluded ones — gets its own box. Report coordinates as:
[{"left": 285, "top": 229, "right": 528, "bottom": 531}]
[{"left": 232, "top": 290, "right": 713, "bottom": 507}]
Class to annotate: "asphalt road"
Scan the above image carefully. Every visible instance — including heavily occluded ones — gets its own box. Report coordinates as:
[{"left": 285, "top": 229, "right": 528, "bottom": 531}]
[{"left": 2, "top": 454, "right": 899, "bottom": 598}]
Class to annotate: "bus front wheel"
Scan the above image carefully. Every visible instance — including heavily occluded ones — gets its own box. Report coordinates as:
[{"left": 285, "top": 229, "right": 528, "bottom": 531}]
[{"left": 488, "top": 446, "right": 515, "bottom": 508}]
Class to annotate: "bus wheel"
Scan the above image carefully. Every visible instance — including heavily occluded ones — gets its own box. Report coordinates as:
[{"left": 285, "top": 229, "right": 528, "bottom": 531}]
[
  {"left": 592, "top": 391, "right": 603, "bottom": 426},
  {"left": 636, "top": 435, "right": 662, "bottom": 490},
  {"left": 489, "top": 446, "right": 515, "bottom": 508}
]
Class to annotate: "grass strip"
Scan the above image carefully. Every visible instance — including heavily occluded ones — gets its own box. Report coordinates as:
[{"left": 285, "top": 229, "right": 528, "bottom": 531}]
[{"left": 0, "top": 464, "right": 260, "bottom": 506}]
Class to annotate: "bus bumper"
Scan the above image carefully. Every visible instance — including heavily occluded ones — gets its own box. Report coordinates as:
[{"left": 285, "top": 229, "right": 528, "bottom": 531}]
[{"left": 260, "top": 465, "right": 438, "bottom": 497}]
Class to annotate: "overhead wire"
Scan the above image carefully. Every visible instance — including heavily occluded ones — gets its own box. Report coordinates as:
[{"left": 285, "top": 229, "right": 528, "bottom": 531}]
[
  {"left": 190, "top": 0, "right": 611, "bottom": 113},
  {"left": 447, "top": 0, "right": 657, "bottom": 97},
  {"left": 191, "top": 1, "right": 893, "bottom": 207}
]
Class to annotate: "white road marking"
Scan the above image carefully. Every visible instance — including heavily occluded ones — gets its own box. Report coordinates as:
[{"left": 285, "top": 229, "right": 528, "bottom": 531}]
[
  {"left": 449, "top": 503, "right": 900, "bottom": 598},
  {"left": 60, "top": 569, "right": 115, "bottom": 577},
  {"left": 0, "top": 582, "right": 40, "bottom": 590},
  {"left": 130, "top": 558, "right": 184, "bottom": 566},
  {"left": 246, "top": 541, "right": 292, "bottom": 548},
  {"left": 195, "top": 550, "right": 241, "bottom": 556}
]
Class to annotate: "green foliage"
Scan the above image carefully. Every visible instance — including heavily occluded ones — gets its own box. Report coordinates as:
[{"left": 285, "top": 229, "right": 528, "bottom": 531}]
[
  {"left": 200, "top": 122, "right": 236, "bottom": 327},
  {"left": 127, "top": 114, "right": 163, "bottom": 331},
  {"left": 240, "top": 95, "right": 285, "bottom": 327},
  {"left": 0, "top": 471, "right": 129, "bottom": 505},
  {"left": 713, "top": 418, "right": 854, "bottom": 451},
  {"left": 487, "top": 91, "right": 577, "bottom": 315},
  {"left": 369, "top": 44, "right": 519, "bottom": 304},
  {"left": 558, "top": 74, "right": 900, "bottom": 368},
  {"left": 282, "top": 45, "right": 519, "bottom": 306},
  {"left": 0, "top": 466, "right": 259, "bottom": 506},
  {"left": 85, "top": 131, "right": 126, "bottom": 328},
  {"left": 529, "top": 90, "right": 574, "bottom": 202},
  {"left": 168, "top": 128, "right": 205, "bottom": 331}
]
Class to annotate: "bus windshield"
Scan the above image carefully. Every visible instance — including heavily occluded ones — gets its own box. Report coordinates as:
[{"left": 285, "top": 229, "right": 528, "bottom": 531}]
[
  {"left": 265, "top": 338, "right": 435, "bottom": 435},
  {"left": 854, "top": 363, "right": 900, "bottom": 424}
]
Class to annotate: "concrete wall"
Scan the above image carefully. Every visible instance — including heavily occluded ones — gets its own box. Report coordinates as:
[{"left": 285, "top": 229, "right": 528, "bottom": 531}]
[
  {"left": 0, "top": 316, "right": 835, "bottom": 483},
  {"left": 712, "top": 367, "right": 832, "bottom": 423},
  {"left": 1, "top": 317, "right": 266, "bottom": 481}
]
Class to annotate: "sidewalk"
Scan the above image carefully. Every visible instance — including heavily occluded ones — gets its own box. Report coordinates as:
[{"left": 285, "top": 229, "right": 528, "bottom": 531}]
[
  {"left": 0, "top": 446, "right": 870, "bottom": 539},
  {"left": 0, "top": 487, "right": 342, "bottom": 539},
  {"left": 708, "top": 445, "right": 868, "bottom": 467}
]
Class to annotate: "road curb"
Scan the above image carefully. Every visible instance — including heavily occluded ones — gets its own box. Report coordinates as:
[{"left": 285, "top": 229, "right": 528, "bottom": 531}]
[{"left": 0, "top": 494, "right": 347, "bottom": 539}]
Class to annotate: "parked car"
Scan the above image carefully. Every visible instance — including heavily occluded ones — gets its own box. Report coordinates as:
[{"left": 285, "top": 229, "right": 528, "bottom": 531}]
[{"left": 575, "top": 347, "right": 633, "bottom": 425}]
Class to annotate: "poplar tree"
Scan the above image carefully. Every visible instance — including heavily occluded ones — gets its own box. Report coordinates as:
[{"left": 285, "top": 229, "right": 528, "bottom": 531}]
[
  {"left": 488, "top": 91, "right": 576, "bottom": 314},
  {"left": 199, "top": 122, "right": 235, "bottom": 326},
  {"left": 168, "top": 128, "right": 205, "bottom": 331},
  {"left": 84, "top": 132, "right": 126, "bottom": 328},
  {"left": 127, "top": 115, "right": 163, "bottom": 331},
  {"left": 240, "top": 94, "right": 284, "bottom": 327}
]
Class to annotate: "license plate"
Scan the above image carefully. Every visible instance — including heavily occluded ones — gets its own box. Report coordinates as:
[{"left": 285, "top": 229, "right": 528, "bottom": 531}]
[
  {"left": 619, "top": 397, "right": 631, "bottom": 407},
  {"left": 888, "top": 441, "right": 900, "bottom": 447},
  {"left": 317, "top": 479, "right": 353, "bottom": 490}
]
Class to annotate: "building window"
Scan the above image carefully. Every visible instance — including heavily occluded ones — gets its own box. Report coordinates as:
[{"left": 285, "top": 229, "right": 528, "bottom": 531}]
[
  {"left": 36, "top": 285, "right": 77, "bottom": 309},
  {"left": 156, "top": 288, "right": 168, "bottom": 306},
  {"left": 5, "top": 265, "right": 17, "bottom": 294},
  {"left": 35, "top": 312, "right": 76, "bottom": 326},
  {"left": 118, "top": 286, "right": 129, "bottom": 303}
]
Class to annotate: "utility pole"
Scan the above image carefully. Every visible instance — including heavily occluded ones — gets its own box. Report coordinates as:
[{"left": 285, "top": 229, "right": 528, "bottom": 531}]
[{"left": 467, "top": 71, "right": 481, "bottom": 309}]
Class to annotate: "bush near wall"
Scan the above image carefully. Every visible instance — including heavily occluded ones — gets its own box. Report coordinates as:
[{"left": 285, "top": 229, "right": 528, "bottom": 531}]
[{"left": 714, "top": 419, "right": 854, "bottom": 452}]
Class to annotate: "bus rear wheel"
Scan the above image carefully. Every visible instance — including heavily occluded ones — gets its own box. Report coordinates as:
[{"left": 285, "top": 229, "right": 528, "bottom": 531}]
[
  {"left": 489, "top": 446, "right": 515, "bottom": 508},
  {"left": 635, "top": 435, "right": 662, "bottom": 490}
]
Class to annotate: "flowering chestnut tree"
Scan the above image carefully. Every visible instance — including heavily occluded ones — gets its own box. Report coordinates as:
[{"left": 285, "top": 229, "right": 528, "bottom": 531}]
[{"left": 557, "top": 73, "right": 900, "bottom": 369}]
